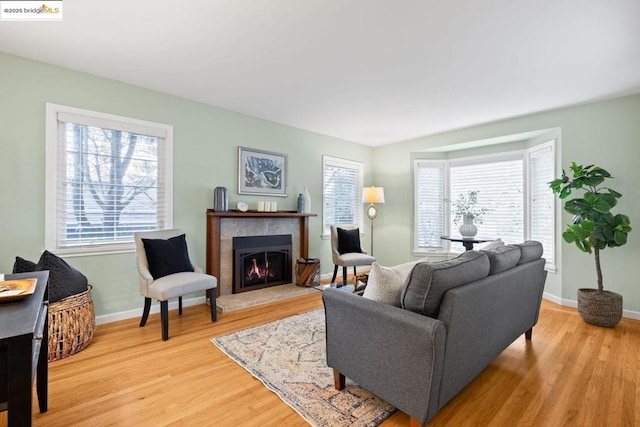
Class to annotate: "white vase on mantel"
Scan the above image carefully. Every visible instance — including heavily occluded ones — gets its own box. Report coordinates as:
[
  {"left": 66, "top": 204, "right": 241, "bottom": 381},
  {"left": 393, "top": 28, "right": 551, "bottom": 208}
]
[
  {"left": 459, "top": 214, "right": 478, "bottom": 238},
  {"left": 303, "top": 187, "right": 311, "bottom": 214}
]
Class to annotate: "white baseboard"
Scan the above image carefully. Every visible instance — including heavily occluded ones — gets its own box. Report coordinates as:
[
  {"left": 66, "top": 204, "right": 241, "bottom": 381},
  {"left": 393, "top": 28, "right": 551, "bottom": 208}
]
[
  {"left": 95, "top": 296, "right": 206, "bottom": 325},
  {"left": 542, "top": 292, "right": 640, "bottom": 320},
  {"left": 97, "top": 288, "right": 640, "bottom": 325}
]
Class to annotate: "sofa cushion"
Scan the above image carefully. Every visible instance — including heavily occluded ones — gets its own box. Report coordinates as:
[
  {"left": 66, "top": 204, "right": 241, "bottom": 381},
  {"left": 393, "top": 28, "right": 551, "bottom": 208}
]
[
  {"left": 481, "top": 245, "right": 521, "bottom": 275},
  {"left": 336, "top": 227, "right": 362, "bottom": 254},
  {"left": 363, "top": 258, "right": 429, "bottom": 307},
  {"left": 516, "top": 240, "right": 544, "bottom": 264},
  {"left": 142, "top": 234, "right": 194, "bottom": 280},
  {"left": 401, "top": 251, "right": 490, "bottom": 317},
  {"left": 37, "top": 250, "right": 89, "bottom": 303}
]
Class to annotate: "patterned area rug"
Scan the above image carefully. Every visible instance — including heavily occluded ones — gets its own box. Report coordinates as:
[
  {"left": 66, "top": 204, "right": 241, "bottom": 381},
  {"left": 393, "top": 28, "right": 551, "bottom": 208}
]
[{"left": 211, "top": 309, "right": 396, "bottom": 426}]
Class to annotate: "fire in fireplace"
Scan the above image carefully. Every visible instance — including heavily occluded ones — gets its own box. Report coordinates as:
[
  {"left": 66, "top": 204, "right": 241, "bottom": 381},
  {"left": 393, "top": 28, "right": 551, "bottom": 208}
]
[{"left": 233, "top": 234, "right": 292, "bottom": 293}]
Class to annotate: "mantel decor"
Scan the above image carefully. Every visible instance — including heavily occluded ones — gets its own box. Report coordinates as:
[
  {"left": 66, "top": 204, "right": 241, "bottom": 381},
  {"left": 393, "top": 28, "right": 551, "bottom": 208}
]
[{"left": 238, "top": 146, "right": 288, "bottom": 197}]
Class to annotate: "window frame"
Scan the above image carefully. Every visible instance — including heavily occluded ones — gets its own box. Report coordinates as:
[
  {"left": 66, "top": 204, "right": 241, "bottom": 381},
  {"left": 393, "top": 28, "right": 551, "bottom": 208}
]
[
  {"left": 321, "top": 155, "right": 364, "bottom": 238},
  {"left": 413, "top": 159, "right": 448, "bottom": 251},
  {"left": 525, "top": 139, "right": 556, "bottom": 271},
  {"left": 413, "top": 140, "right": 556, "bottom": 271},
  {"left": 45, "top": 103, "right": 174, "bottom": 256}
]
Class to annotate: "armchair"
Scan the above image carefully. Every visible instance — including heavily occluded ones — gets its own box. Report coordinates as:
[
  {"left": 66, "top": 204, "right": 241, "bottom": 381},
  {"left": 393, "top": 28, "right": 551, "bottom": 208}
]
[
  {"left": 134, "top": 229, "right": 217, "bottom": 341},
  {"left": 330, "top": 225, "right": 376, "bottom": 286}
]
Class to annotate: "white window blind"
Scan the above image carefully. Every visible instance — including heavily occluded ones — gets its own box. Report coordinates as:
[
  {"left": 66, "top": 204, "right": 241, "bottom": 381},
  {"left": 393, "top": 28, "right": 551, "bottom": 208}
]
[
  {"left": 322, "top": 156, "right": 363, "bottom": 236},
  {"left": 529, "top": 143, "right": 555, "bottom": 266},
  {"left": 450, "top": 156, "right": 524, "bottom": 251},
  {"left": 414, "top": 161, "right": 445, "bottom": 249},
  {"left": 414, "top": 140, "right": 556, "bottom": 269},
  {"left": 46, "top": 103, "right": 173, "bottom": 255}
]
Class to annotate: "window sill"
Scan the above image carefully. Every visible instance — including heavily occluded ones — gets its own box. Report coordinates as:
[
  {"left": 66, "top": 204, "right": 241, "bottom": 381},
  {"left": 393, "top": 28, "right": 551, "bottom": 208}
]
[
  {"left": 49, "top": 244, "right": 136, "bottom": 258},
  {"left": 413, "top": 249, "right": 458, "bottom": 258}
]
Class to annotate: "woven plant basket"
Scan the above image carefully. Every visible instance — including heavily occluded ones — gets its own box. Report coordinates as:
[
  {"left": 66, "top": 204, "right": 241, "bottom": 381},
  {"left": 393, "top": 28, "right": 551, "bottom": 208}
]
[
  {"left": 48, "top": 285, "right": 96, "bottom": 361},
  {"left": 577, "top": 288, "right": 623, "bottom": 328}
]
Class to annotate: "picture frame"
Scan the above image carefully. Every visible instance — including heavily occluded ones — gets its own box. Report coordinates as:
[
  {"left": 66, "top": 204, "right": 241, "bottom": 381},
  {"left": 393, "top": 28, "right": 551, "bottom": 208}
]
[{"left": 238, "top": 147, "right": 288, "bottom": 197}]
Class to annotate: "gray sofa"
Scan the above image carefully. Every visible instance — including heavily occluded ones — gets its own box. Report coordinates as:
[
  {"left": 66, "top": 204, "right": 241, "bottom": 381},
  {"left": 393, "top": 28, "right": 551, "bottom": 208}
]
[{"left": 322, "top": 241, "right": 547, "bottom": 426}]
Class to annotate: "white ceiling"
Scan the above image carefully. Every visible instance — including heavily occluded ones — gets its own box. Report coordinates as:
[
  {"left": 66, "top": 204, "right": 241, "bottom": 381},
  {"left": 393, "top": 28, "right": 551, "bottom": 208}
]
[{"left": 1, "top": 0, "right": 639, "bottom": 146}]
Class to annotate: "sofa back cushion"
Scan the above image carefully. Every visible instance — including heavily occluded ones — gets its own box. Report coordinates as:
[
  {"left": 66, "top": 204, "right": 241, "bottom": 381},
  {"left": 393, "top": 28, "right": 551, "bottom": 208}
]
[
  {"left": 481, "top": 245, "right": 521, "bottom": 275},
  {"left": 401, "top": 251, "right": 490, "bottom": 317},
  {"left": 516, "top": 240, "right": 544, "bottom": 264}
]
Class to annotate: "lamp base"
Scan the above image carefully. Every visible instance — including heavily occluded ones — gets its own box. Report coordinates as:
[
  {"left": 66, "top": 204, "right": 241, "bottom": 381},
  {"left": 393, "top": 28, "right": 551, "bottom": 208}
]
[{"left": 367, "top": 204, "right": 378, "bottom": 220}]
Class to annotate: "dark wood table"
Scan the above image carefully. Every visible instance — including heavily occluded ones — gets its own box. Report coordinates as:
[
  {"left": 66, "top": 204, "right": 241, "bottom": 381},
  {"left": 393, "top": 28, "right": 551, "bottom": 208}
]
[
  {"left": 440, "top": 236, "right": 495, "bottom": 251},
  {"left": 0, "top": 271, "right": 49, "bottom": 426}
]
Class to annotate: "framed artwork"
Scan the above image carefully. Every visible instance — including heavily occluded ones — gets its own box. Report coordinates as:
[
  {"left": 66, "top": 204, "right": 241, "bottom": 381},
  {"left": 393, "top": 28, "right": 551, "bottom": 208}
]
[{"left": 238, "top": 147, "right": 288, "bottom": 196}]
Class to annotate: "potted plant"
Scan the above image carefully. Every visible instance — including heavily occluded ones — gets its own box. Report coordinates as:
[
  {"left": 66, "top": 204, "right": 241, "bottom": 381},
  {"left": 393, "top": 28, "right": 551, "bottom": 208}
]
[
  {"left": 445, "top": 191, "right": 489, "bottom": 238},
  {"left": 549, "top": 162, "right": 632, "bottom": 327}
]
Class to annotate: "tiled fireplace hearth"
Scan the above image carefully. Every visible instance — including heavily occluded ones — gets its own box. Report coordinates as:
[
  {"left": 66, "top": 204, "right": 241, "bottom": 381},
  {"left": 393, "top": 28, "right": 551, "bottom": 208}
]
[{"left": 206, "top": 210, "right": 317, "bottom": 296}]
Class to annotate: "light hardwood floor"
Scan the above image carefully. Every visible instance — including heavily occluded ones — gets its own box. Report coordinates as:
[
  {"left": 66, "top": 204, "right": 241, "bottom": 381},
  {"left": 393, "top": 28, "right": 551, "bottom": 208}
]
[{"left": 2, "top": 293, "right": 639, "bottom": 426}]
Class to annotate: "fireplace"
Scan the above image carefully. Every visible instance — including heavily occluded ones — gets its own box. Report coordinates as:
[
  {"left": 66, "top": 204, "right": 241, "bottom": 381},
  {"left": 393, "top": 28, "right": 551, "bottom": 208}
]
[{"left": 233, "top": 234, "right": 293, "bottom": 293}]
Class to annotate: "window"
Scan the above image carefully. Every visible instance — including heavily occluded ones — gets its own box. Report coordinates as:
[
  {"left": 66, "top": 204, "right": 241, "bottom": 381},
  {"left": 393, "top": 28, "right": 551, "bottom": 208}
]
[
  {"left": 528, "top": 142, "right": 555, "bottom": 267},
  {"left": 450, "top": 154, "right": 524, "bottom": 249},
  {"left": 414, "top": 141, "right": 555, "bottom": 269},
  {"left": 45, "top": 103, "right": 173, "bottom": 255},
  {"left": 322, "top": 155, "right": 364, "bottom": 237},
  {"left": 414, "top": 161, "right": 446, "bottom": 249}
]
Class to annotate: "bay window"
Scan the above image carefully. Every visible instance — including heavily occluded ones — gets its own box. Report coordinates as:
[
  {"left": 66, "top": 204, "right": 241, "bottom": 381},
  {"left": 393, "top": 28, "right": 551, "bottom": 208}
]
[{"left": 414, "top": 141, "right": 555, "bottom": 269}]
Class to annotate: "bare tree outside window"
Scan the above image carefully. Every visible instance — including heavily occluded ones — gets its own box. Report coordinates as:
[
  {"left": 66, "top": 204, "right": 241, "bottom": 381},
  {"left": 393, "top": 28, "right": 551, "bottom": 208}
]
[{"left": 65, "top": 123, "right": 159, "bottom": 243}]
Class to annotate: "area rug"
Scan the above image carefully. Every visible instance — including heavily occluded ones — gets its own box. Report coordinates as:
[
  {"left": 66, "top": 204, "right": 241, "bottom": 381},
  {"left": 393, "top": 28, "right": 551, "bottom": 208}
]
[{"left": 211, "top": 309, "right": 396, "bottom": 426}]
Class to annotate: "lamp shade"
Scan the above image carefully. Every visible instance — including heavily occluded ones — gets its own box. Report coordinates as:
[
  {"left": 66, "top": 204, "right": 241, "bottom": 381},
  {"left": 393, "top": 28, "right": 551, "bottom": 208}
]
[{"left": 362, "top": 186, "right": 385, "bottom": 204}]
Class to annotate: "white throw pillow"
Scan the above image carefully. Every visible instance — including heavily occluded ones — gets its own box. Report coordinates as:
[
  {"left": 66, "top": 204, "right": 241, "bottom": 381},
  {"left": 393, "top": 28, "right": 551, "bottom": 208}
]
[
  {"left": 476, "top": 239, "right": 504, "bottom": 251},
  {"left": 363, "top": 258, "right": 429, "bottom": 306}
]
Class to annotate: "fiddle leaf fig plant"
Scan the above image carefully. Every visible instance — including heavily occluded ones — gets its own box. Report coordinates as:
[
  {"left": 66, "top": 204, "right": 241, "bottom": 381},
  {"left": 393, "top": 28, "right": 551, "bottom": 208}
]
[{"left": 549, "top": 162, "right": 632, "bottom": 292}]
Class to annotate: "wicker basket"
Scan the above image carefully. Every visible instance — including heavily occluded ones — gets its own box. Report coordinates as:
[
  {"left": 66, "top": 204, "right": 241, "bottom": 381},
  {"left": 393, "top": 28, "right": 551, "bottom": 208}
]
[
  {"left": 577, "top": 288, "right": 623, "bottom": 328},
  {"left": 48, "top": 285, "right": 96, "bottom": 361}
]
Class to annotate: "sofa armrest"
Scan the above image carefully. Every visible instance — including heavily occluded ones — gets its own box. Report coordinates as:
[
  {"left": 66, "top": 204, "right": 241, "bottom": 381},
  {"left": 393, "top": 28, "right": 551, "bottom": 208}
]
[{"left": 322, "top": 288, "right": 446, "bottom": 424}]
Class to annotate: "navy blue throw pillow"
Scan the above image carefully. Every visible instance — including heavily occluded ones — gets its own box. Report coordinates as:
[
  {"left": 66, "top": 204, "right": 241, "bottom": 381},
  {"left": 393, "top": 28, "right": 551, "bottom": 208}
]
[
  {"left": 337, "top": 227, "right": 362, "bottom": 254},
  {"left": 13, "top": 256, "right": 38, "bottom": 274},
  {"left": 142, "top": 234, "right": 193, "bottom": 280},
  {"left": 37, "top": 250, "right": 89, "bottom": 303}
]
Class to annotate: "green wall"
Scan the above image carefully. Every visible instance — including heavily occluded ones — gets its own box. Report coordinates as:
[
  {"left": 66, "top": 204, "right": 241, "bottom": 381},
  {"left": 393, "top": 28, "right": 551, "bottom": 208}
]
[
  {"left": 0, "top": 52, "right": 373, "bottom": 316},
  {"left": 2, "top": 50, "right": 638, "bottom": 317},
  {"left": 372, "top": 94, "right": 640, "bottom": 312}
]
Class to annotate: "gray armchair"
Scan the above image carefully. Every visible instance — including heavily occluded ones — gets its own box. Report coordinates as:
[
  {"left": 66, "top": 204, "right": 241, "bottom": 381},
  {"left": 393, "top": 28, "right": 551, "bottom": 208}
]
[
  {"left": 134, "top": 228, "right": 217, "bottom": 341},
  {"left": 330, "top": 225, "right": 376, "bottom": 286}
]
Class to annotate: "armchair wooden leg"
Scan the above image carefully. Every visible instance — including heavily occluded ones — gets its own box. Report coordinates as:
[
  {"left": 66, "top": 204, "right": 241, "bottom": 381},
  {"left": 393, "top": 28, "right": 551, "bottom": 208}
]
[
  {"left": 342, "top": 266, "right": 348, "bottom": 286},
  {"left": 331, "top": 265, "right": 339, "bottom": 284},
  {"left": 178, "top": 296, "right": 183, "bottom": 315},
  {"left": 353, "top": 266, "right": 357, "bottom": 277},
  {"left": 410, "top": 416, "right": 426, "bottom": 427},
  {"left": 333, "top": 369, "right": 345, "bottom": 391},
  {"left": 525, "top": 327, "right": 532, "bottom": 340},
  {"left": 140, "top": 297, "right": 152, "bottom": 327},
  {"left": 161, "top": 300, "right": 169, "bottom": 341},
  {"left": 207, "top": 289, "right": 217, "bottom": 322}
]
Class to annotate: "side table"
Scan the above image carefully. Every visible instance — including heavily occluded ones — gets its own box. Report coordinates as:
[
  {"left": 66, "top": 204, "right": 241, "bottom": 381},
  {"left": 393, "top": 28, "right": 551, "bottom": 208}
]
[
  {"left": 0, "top": 271, "right": 49, "bottom": 427},
  {"left": 440, "top": 236, "right": 495, "bottom": 251}
]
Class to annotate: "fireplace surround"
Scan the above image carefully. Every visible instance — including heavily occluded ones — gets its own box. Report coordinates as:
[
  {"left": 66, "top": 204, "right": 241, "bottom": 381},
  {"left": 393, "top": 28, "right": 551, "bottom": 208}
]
[{"left": 206, "top": 210, "right": 317, "bottom": 296}]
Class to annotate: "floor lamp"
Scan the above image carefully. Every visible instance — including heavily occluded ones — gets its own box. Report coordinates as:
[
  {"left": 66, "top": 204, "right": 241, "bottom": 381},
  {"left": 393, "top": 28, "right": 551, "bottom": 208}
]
[{"left": 362, "top": 186, "right": 385, "bottom": 255}]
